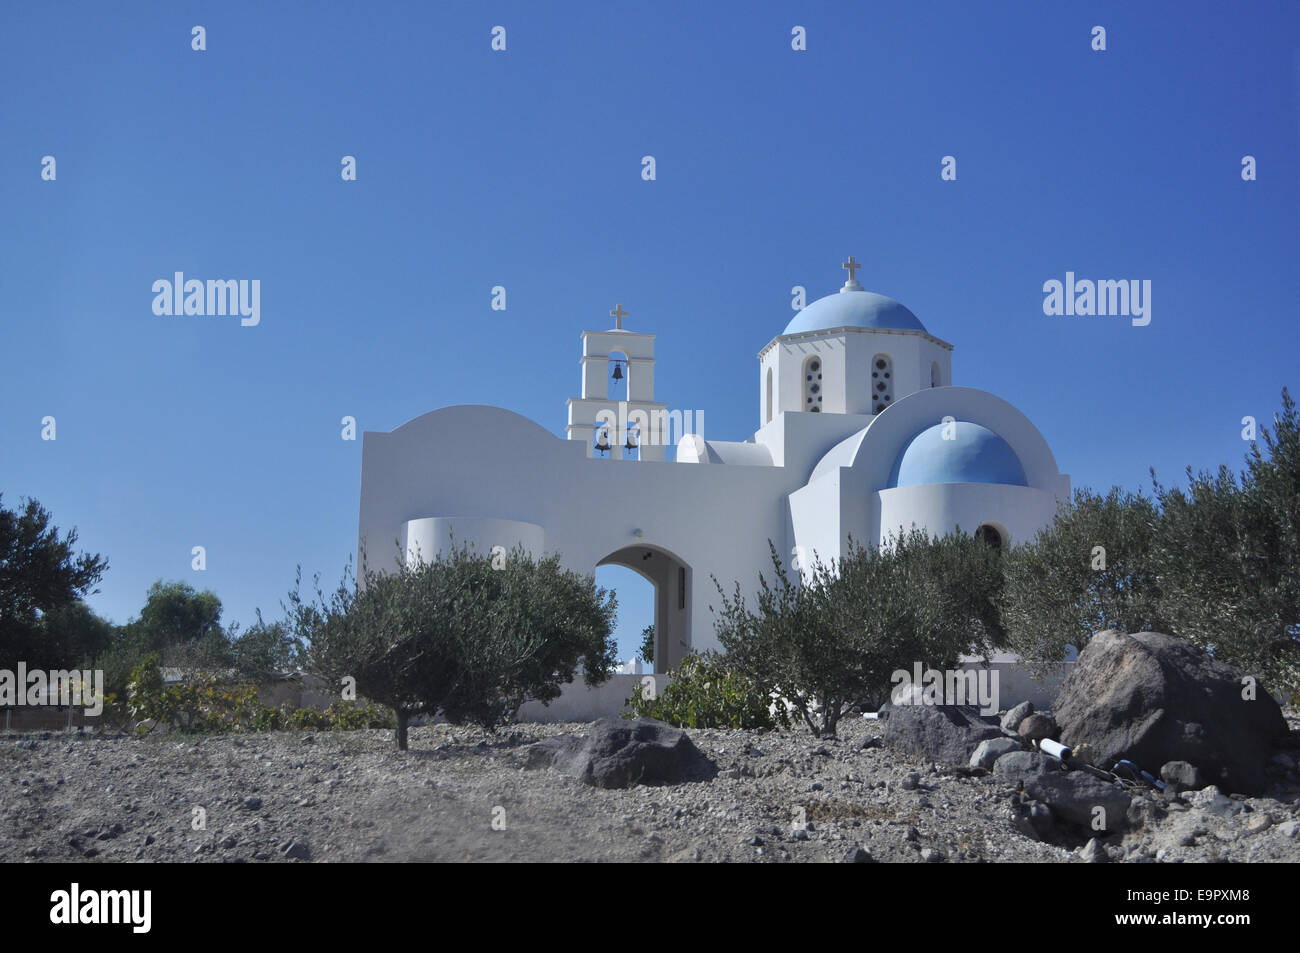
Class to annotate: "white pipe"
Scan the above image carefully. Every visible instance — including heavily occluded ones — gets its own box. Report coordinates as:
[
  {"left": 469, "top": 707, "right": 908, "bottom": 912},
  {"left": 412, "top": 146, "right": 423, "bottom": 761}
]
[{"left": 1038, "top": 738, "right": 1071, "bottom": 760}]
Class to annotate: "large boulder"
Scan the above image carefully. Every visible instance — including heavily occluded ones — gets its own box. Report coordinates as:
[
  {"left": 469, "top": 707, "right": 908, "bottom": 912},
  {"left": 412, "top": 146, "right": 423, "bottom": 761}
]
[
  {"left": 883, "top": 703, "right": 1001, "bottom": 766},
  {"left": 524, "top": 717, "right": 716, "bottom": 789},
  {"left": 1053, "top": 630, "right": 1289, "bottom": 795}
]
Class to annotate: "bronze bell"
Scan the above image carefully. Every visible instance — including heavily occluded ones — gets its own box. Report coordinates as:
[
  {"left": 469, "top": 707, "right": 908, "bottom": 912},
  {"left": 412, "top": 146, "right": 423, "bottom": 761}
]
[
  {"left": 624, "top": 431, "right": 638, "bottom": 452},
  {"left": 595, "top": 430, "right": 611, "bottom": 454},
  {"left": 611, "top": 362, "right": 625, "bottom": 381}
]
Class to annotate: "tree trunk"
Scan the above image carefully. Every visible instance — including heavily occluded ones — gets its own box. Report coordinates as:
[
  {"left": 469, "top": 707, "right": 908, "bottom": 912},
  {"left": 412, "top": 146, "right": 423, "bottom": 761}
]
[{"left": 395, "top": 709, "right": 409, "bottom": 751}]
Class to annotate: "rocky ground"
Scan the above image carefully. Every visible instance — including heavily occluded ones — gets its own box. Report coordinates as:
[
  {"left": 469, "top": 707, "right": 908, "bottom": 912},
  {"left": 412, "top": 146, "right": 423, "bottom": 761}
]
[{"left": 2, "top": 713, "right": 1298, "bottom": 863}]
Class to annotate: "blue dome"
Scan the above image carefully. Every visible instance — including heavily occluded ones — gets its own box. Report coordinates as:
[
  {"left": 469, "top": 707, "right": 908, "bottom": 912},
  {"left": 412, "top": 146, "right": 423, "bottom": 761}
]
[
  {"left": 783, "top": 289, "right": 926, "bottom": 335},
  {"left": 889, "top": 422, "right": 1028, "bottom": 488}
]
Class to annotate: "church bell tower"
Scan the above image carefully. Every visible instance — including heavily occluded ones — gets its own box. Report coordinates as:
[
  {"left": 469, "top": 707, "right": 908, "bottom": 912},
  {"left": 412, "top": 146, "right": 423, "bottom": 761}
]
[{"left": 565, "top": 304, "right": 671, "bottom": 460}]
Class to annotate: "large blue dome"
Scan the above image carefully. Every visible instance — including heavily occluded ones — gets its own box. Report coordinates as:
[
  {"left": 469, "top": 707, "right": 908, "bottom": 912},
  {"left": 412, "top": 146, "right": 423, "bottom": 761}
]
[
  {"left": 783, "top": 289, "right": 926, "bottom": 335},
  {"left": 889, "top": 422, "right": 1028, "bottom": 488}
]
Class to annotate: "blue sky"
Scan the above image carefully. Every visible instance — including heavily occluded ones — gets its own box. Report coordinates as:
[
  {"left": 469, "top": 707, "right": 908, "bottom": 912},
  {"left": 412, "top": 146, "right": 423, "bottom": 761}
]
[{"left": 2, "top": 1, "right": 1297, "bottom": 665}]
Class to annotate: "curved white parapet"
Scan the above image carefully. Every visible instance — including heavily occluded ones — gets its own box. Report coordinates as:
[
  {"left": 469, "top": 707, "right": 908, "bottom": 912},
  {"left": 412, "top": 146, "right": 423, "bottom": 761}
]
[{"left": 402, "top": 516, "right": 546, "bottom": 569}]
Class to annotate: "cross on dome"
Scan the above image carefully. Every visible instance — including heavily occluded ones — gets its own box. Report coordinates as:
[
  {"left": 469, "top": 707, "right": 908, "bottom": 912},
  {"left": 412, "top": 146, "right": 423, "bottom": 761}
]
[
  {"left": 610, "top": 304, "right": 628, "bottom": 329},
  {"left": 841, "top": 256, "right": 864, "bottom": 291}
]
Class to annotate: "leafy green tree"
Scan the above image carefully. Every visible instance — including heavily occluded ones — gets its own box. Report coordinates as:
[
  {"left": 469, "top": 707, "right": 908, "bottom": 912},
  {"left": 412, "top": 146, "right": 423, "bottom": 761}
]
[
  {"left": 715, "top": 529, "right": 1003, "bottom": 737},
  {"left": 638, "top": 624, "right": 655, "bottom": 665},
  {"left": 290, "top": 545, "right": 618, "bottom": 750},
  {"left": 0, "top": 495, "right": 109, "bottom": 669},
  {"left": 1153, "top": 388, "right": 1300, "bottom": 695},
  {"left": 1000, "top": 487, "right": 1167, "bottom": 672},
  {"left": 41, "top": 600, "right": 116, "bottom": 668},
  {"left": 123, "top": 580, "right": 225, "bottom": 656},
  {"left": 228, "top": 612, "right": 301, "bottom": 682}
]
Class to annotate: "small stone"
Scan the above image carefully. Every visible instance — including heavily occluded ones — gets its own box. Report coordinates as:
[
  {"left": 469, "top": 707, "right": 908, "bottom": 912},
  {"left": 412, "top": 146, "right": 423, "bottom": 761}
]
[
  {"left": 901, "top": 772, "right": 921, "bottom": 791},
  {"left": 748, "top": 836, "right": 764, "bottom": 847},
  {"left": 1242, "top": 812, "right": 1273, "bottom": 834},
  {"left": 970, "top": 738, "right": 1020, "bottom": 771},
  {"left": 920, "top": 847, "right": 944, "bottom": 863},
  {"left": 282, "top": 840, "right": 311, "bottom": 860},
  {"left": 810, "top": 782, "right": 823, "bottom": 791},
  {"left": 1079, "top": 837, "right": 1108, "bottom": 863},
  {"left": 1160, "top": 760, "right": 1205, "bottom": 792},
  {"left": 1017, "top": 713, "right": 1058, "bottom": 743},
  {"left": 1275, "top": 820, "right": 1299, "bottom": 839},
  {"left": 242, "top": 796, "right": 263, "bottom": 810},
  {"left": 220, "top": 835, "right": 238, "bottom": 849},
  {"left": 844, "top": 846, "right": 873, "bottom": 863},
  {"left": 1070, "top": 743, "right": 1101, "bottom": 766},
  {"left": 791, "top": 829, "right": 809, "bottom": 841},
  {"left": 1000, "top": 701, "right": 1034, "bottom": 733}
]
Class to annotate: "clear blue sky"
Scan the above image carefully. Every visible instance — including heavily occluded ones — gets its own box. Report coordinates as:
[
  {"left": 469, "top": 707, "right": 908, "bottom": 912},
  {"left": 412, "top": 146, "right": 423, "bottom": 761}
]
[{"left": 2, "top": 1, "right": 1297, "bottom": 665}]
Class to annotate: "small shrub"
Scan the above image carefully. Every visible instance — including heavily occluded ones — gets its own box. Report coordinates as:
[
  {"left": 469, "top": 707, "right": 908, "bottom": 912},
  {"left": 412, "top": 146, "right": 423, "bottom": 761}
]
[
  {"left": 124, "top": 656, "right": 395, "bottom": 734},
  {"left": 625, "top": 652, "right": 789, "bottom": 730}
]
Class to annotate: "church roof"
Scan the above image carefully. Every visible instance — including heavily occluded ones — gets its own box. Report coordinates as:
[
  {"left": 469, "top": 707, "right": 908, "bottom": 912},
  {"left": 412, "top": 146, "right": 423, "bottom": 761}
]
[
  {"left": 782, "top": 258, "right": 927, "bottom": 335},
  {"left": 783, "top": 288, "right": 926, "bottom": 335},
  {"left": 888, "top": 421, "right": 1028, "bottom": 488}
]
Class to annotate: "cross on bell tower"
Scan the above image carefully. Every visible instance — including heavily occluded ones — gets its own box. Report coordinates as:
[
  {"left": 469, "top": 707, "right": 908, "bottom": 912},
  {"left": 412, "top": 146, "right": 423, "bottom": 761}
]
[{"left": 610, "top": 303, "right": 627, "bottom": 330}]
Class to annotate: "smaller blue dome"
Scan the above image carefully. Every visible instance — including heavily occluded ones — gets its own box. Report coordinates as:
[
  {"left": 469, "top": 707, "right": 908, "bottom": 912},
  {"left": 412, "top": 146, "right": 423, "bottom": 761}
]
[
  {"left": 783, "top": 289, "right": 926, "bottom": 335},
  {"left": 889, "top": 422, "right": 1028, "bottom": 488}
]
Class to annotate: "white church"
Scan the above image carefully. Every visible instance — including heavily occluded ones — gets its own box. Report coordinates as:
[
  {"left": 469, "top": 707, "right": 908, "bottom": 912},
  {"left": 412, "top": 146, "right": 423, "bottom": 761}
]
[{"left": 356, "top": 258, "right": 1071, "bottom": 678}]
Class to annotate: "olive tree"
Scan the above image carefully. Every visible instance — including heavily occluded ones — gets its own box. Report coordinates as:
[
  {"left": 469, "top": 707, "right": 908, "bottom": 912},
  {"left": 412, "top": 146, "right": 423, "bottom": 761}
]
[
  {"left": 1000, "top": 487, "right": 1167, "bottom": 673},
  {"left": 1153, "top": 388, "right": 1300, "bottom": 696},
  {"left": 715, "top": 528, "right": 1005, "bottom": 737},
  {"left": 289, "top": 544, "right": 617, "bottom": 749}
]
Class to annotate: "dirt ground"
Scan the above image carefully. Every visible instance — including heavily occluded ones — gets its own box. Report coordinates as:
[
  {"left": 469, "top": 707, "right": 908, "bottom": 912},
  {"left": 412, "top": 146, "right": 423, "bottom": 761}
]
[{"left": 3, "top": 716, "right": 1298, "bottom": 863}]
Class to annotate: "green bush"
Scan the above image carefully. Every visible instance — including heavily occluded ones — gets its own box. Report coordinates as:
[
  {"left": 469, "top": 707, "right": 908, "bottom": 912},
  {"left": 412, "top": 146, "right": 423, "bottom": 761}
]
[
  {"left": 124, "top": 656, "right": 395, "bottom": 734},
  {"left": 715, "top": 530, "right": 1004, "bottom": 738},
  {"left": 625, "top": 652, "right": 788, "bottom": 730}
]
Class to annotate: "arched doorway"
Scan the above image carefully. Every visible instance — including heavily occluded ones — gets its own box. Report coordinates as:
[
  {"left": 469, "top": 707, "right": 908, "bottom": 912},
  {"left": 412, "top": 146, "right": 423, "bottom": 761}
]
[
  {"left": 975, "top": 523, "right": 1007, "bottom": 551},
  {"left": 596, "top": 544, "right": 693, "bottom": 672}
]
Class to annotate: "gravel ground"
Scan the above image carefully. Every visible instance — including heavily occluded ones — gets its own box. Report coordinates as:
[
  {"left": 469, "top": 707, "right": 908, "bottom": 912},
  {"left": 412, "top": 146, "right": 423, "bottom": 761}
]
[{"left": 3, "top": 715, "right": 1298, "bottom": 863}]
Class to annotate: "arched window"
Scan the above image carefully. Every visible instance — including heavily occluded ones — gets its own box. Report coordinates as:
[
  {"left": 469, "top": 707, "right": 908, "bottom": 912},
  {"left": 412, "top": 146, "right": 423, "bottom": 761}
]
[
  {"left": 802, "top": 355, "right": 823, "bottom": 412},
  {"left": 765, "top": 367, "right": 774, "bottom": 423},
  {"left": 871, "top": 354, "right": 893, "bottom": 414},
  {"left": 931, "top": 361, "right": 942, "bottom": 388}
]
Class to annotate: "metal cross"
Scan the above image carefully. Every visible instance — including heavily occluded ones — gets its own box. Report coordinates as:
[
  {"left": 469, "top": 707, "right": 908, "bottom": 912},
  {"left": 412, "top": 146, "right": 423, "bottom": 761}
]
[
  {"left": 610, "top": 304, "right": 628, "bottom": 329},
  {"left": 842, "top": 256, "right": 862, "bottom": 283}
]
